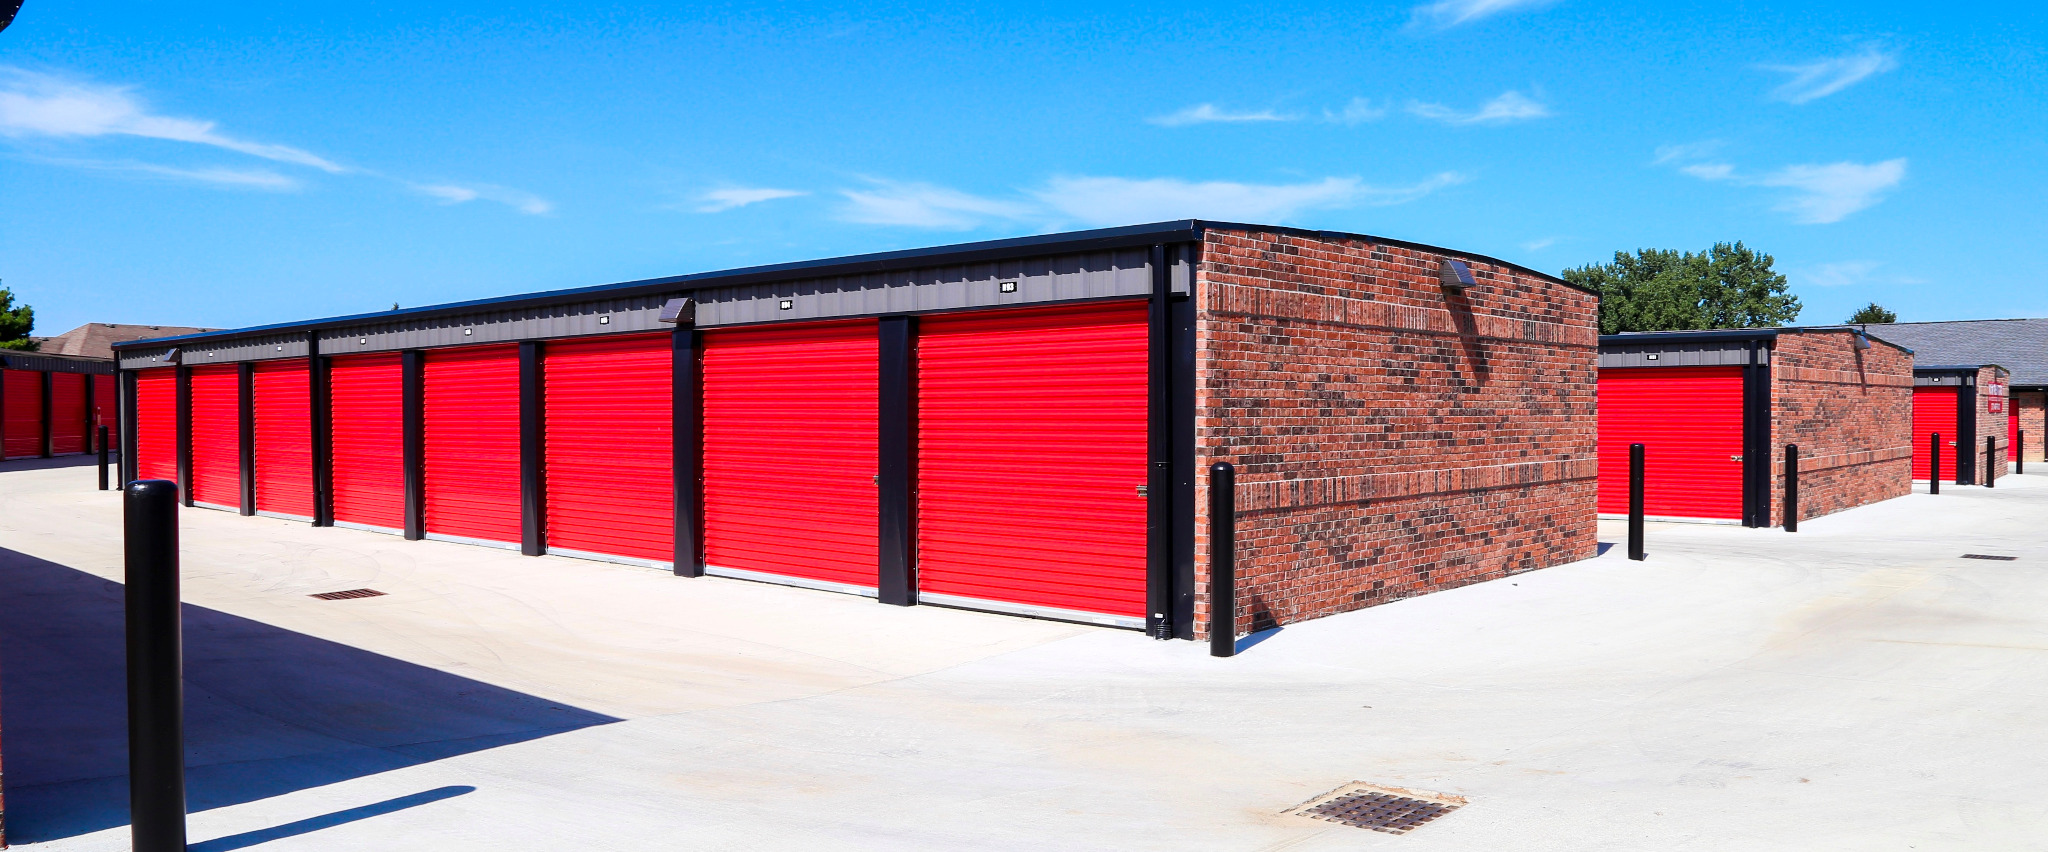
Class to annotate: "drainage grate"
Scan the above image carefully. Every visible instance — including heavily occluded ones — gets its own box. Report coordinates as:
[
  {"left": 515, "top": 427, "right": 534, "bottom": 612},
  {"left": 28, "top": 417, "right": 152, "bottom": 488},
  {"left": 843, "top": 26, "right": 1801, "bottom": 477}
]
[
  {"left": 1962, "top": 554, "right": 2018, "bottom": 561},
  {"left": 309, "top": 588, "right": 387, "bottom": 600},
  {"left": 1289, "top": 783, "right": 1464, "bottom": 835}
]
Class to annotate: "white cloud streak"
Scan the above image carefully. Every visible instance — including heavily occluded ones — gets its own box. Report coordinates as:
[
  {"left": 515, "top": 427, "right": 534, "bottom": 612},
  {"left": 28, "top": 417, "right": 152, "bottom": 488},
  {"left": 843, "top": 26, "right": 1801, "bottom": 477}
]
[
  {"left": 0, "top": 67, "right": 343, "bottom": 172},
  {"left": 1148, "top": 103, "right": 1294, "bottom": 127},
  {"left": 416, "top": 182, "right": 554, "bottom": 215},
  {"left": 1763, "top": 47, "right": 1897, "bottom": 104},
  {"left": 838, "top": 179, "right": 1037, "bottom": 229},
  {"left": 1322, "top": 98, "right": 1388, "bottom": 125},
  {"left": 1753, "top": 159, "right": 1907, "bottom": 224},
  {"left": 1032, "top": 173, "right": 1468, "bottom": 227},
  {"left": 39, "top": 157, "right": 300, "bottom": 190},
  {"left": 694, "top": 186, "right": 807, "bottom": 212},
  {"left": 1803, "top": 260, "right": 1882, "bottom": 288},
  {"left": 1408, "top": 90, "right": 1551, "bottom": 125},
  {"left": 1408, "top": 0, "right": 1558, "bottom": 29}
]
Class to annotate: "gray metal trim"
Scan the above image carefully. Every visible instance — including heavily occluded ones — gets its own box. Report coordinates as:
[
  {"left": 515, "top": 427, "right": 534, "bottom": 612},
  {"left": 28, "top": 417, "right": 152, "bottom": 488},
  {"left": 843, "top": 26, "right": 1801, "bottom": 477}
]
[
  {"left": 693, "top": 247, "right": 1158, "bottom": 327},
  {"left": 331, "top": 520, "right": 405, "bottom": 536},
  {"left": 191, "top": 501, "right": 239, "bottom": 514},
  {"left": 704, "top": 564, "right": 877, "bottom": 598},
  {"left": 2, "top": 353, "right": 116, "bottom": 374},
  {"left": 254, "top": 510, "right": 314, "bottom": 523},
  {"left": 1915, "top": 373, "right": 1976, "bottom": 386},
  {"left": 423, "top": 532, "right": 522, "bottom": 551},
  {"left": 916, "top": 592, "right": 1145, "bottom": 629},
  {"left": 147, "top": 332, "right": 312, "bottom": 369},
  {"left": 1595, "top": 513, "right": 1743, "bottom": 526},
  {"left": 1599, "top": 341, "right": 1765, "bottom": 368},
  {"left": 545, "top": 546, "right": 673, "bottom": 571}
]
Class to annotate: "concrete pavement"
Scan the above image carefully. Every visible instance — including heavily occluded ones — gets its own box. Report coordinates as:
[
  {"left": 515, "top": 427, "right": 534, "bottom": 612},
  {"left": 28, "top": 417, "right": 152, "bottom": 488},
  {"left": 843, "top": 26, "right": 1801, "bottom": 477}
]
[{"left": 5, "top": 458, "right": 2048, "bottom": 849}]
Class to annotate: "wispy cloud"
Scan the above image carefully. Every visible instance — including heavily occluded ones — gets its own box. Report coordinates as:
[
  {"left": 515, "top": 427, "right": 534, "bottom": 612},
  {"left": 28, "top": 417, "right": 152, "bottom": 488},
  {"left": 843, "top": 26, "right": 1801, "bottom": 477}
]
[
  {"left": 694, "top": 186, "right": 807, "bottom": 213},
  {"left": 38, "top": 157, "right": 300, "bottom": 190},
  {"left": 1322, "top": 98, "right": 1388, "bottom": 125},
  {"left": 0, "top": 67, "right": 343, "bottom": 172},
  {"left": 1652, "top": 140, "right": 1724, "bottom": 165},
  {"left": 1763, "top": 46, "right": 1897, "bottom": 104},
  {"left": 1804, "top": 260, "right": 1882, "bottom": 288},
  {"left": 1679, "top": 162, "right": 1736, "bottom": 180},
  {"left": 1032, "top": 173, "right": 1468, "bottom": 227},
  {"left": 1148, "top": 103, "right": 1294, "bottom": 127},
  {"left": 1753, "top": 159, "right": 1907, "bottom": 224},
  {"left": 1521, "top": 237, "right": 1559, "bottom": 251},
  {"left": 838, "top": 179, "right": 1037, "bottom": 229},
  {"left": 1408, "top": 0, "right": 1558, "bottom": 30},
  {"left": 1408, "top": 90, "right": 1551, "bottom": 125},
  {"left": 416, "top": 182, "right": 554, "bottom": 215}
]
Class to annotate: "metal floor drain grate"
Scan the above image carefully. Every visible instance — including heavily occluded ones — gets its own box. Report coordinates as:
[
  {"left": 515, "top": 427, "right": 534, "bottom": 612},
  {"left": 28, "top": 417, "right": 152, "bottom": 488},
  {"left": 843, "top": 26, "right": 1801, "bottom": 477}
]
[
  {"left": 1288, "top": 783, "right": 1464, "bottom": 835},
  {"left": 309, "top": 588, "right": 387, "bottom": 600},
  {"left": 1962, "top": 554, "right": 2019, "bottom": 561}
]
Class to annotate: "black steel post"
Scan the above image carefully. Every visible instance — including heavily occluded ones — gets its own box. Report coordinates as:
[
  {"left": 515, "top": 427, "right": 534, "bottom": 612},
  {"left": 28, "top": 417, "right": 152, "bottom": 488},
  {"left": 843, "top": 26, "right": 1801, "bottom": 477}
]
[
  {"left": 519, "top": 341, "right": 546, "bottom": 557},
  {"left": 309, "top": 333, "right": 333, "bottom": 527},
  {"left": 1209, "top": 461, "right": 1236, "bottom": 658},
  {"left": 671, "top": 330, "right": 704, "bottom": 576},
  {"left": 40, "top": 369, "right": 53, "bottom": 458},
  {"left": 124, "top": 479, "right": 187, "bottom": 852},
  {"left": 175, "top": 365, "right": 193, "bottom": 506},
  {"left": 1145, "top": 243, "right": 1173, "bottom": 639},
  {"left": 1986, "top": 437, "right": 1996, "bottom": 489},
  {"left": 99, "top": 425, "right": 111, "bottom": 490},
  {"left": 238, "top": 362, "right": 255, "bottom": 516},
  {"left": 876, "top": 316, "right": 916, "bottom": 604},
  {"left": 1628, "top": 443, "right": 1646, "bottom": 561},
  {"left": 401, "top": 350, "right": 425, "bottom": 539},
  {"left": 1930, "top": 433, "right": 1941, "bottom": 495},
  {"left": 1783, "top": 444, "right": 1800, "bottom": 533}
]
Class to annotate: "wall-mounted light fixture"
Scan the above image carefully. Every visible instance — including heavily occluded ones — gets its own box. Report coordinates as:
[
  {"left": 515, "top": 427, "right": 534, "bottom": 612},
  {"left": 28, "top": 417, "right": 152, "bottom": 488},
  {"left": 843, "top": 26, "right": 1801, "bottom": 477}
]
[
  {"left": 658, "top": 298, "right": 695, "bottom": 324},
  {"left": 1852, "top": 330, "right": 1872, "bottom": 350},
  {"left": 779, "top": 299, "right": 795, "bottom": 311},
  {"left": 999, "top": 280, "right": 1019, "bottom": 293},
  {"left": 161, "top": 348, "right": 181, "bottom": 363},
  {"left": 1437, "top": 258, "right": 1477, "bottom": 292}
]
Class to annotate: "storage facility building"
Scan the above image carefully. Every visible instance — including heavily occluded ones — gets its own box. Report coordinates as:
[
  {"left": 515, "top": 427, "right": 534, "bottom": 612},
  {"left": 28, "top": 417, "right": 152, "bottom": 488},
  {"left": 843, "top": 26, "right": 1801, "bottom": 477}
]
[
  {"left": 1860, "top": 318, "right": 2048, "bottom": 465},
  {"left": 1909, "top": 365, "right": 2010, "bottom": 485},
  {"left": 1597, "top": 327, "right": 1913, "bottom": 527},
  {"left": 114, "top": 221, "right": 1600, "bottom": 640},
  {"left": 0, "top": 352, "right": 117, "bottom": 459}
]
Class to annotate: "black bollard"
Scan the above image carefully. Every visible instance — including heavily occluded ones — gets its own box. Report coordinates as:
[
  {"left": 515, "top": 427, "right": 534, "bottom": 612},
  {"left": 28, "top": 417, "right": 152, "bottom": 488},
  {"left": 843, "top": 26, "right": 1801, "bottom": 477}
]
[
  {"left": 1209, "top": 461, "right": 1236, "bottom": 658},
  {"left": 1784, "top": 444, "right": 1800, "bottom": 533},
  {"left": 1628, "top": 443, "right": 1646, "bottom": 561},
  {"left": 1987, "top": 437, "right": 1997, "bottom": 489},
  {"left": 125, "top": 480, "right": 187, "bottom": 852},
  {"left": 98, "top": 425, "right": 110, "bottom": 491},
  {"left": 1930, "top": 433, "right": 1941, "bottom": 495}
]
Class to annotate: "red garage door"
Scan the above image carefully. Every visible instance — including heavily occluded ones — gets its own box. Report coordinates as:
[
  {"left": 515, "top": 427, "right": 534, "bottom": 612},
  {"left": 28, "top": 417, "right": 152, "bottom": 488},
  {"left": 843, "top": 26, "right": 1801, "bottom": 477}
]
[
  {"left": 329, "top": 354, "right": 405, "bottom": 531},
  {"left": 95, "top": 374, "right": 118, "bottom": 450},
  {"left": 425, "top": 345, "right": 522, "bottom": 546},
  {"left": 545, "top": 335, "right": 673, "bottom": 565},
  {"left": 3, "top": 370, "right": 42, "bottom": 459},
  {"left": 916, "top": 303, "right": 1149, "bottom": 627},
  {"left": 253, "top": 360, "right": 314, "bottom": 519},
  {"left": 51, "top": 372, "right": 87, "bottom": 455},
  {"left": 188, "top": 365, "right": 241, "bottom": 509},
  {"left": 701, "top": 321, "right": 878, "bottom": 592},
  {"left": 135, "top": 369, "right": 177, "bottom": 482},
  {"left": 1912, "top": 386, "right": 1961, "bottom": 482},
  {"left": 1597, "top": 367, "right": 1747, "bottom": 521}
]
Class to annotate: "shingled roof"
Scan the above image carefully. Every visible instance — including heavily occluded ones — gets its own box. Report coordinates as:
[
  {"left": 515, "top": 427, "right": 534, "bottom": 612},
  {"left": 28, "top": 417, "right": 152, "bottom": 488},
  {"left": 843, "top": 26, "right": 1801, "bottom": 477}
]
[
  {"left": 31, "top": 322, "right": 221, "bottom": 360},
  {"left": 1861, "top": 318, "right": 2048, "bottom": 387}
]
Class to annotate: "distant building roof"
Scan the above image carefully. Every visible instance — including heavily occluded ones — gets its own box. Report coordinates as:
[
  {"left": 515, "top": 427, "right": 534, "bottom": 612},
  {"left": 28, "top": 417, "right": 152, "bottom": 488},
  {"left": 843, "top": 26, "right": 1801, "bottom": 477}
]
[
  {"left": 1862, "top": 318, "right": 2048, "bottom": 387},
  {"left": 31, "top": 323, "right": 221, "bottom": 360}
]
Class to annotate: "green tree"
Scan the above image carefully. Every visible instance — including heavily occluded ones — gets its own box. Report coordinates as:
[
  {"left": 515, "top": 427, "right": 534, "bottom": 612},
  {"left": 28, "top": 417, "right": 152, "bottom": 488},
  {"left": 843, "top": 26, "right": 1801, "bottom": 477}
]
[
  {"left": 0, "top": 286, "right": 35, "bottom": 351},
  {"left": 1564, "top": 242, "right": 1802, "bottom": 335},
  {"left": 1846, "top": 302, "right": 1897, "bottom": 324}
]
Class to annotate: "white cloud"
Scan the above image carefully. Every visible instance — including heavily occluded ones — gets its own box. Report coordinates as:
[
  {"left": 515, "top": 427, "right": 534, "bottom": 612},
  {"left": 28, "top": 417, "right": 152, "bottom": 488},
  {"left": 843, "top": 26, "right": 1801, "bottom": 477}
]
[
  {"left": 1680, "top": 162, "right": 1736, "bottom": 180},
  {"left": 1408, "top": 0, "right": 1558, "bottom": 29},
  {"left": 1763, "top": 47, "right": 1897, "bottom": 104},
  {"left": 1408, "top": 90, "right": 1551, "bottom": 125},
  {"left": 694, "top": 186, "right": 807, "bottom": 213},
  {"left": 1322, "top": 97, "right": 1388, "bottom": 125},
  {"left": 42, "top": 157, "right": 299, "bottom": 190},
  {"left": 0, "top": 67, "right": 343, "bottom": 172},
  {"left": 1803, "top": 260, "right": 1882, "bottom": 288},
  {"left": 1753, "top": 159, "right": 1907, "bottom": 224},
  {"left": 1521, "top": 237, "right": 1559, "bottom": 251},
  {"left": 838, "top": 179, "right": 1036, "bottom": 229},
  {"left": 1031, "top": 173, "right": 1468, "bottom": 227},
  {"left": 1148, "top": 103, "right": 1293, "bottom": 127},
  {"left": 416, "top": 182, "right": 553, "bottom": 215},
  {"left": 1653, "top": 140, "right": 1724, "bottom": 165}
]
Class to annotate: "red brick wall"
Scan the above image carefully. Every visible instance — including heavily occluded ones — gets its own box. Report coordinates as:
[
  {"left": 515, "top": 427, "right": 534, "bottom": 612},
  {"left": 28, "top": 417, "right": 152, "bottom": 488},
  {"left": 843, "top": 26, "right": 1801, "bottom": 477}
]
[
  {"left": 2015, "top": 391, "right": 2047, "bottom": 464},
  {"left": 1976, "top": 366, "right": 2011, "bottom": 483},
  {"left": 1192, "top": 229, "right": 1599, "bottom": 638},
  {"left": 1766, "top": 331, "right": 1913, "bottom": 525}
]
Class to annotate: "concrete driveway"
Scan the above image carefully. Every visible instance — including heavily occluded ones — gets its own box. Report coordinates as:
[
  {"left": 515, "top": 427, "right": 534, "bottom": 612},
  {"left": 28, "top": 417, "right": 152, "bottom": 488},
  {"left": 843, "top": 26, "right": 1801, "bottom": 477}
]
[{"left": 4, "top": 458, "right": 2047, "bottom": 850}]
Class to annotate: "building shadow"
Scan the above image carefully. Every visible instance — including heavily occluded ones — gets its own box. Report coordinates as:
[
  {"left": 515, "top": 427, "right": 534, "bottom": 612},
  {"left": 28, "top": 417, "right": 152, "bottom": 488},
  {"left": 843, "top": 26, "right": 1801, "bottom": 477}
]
[
  {"left": 188, "top": 786, "right": 475, "bottom": 852},
  {"left": 0, "top": 453, "right": 106, "bottom": 472},
  {"left": 0, "top": 547, "right": 619, "bottom": 843}
]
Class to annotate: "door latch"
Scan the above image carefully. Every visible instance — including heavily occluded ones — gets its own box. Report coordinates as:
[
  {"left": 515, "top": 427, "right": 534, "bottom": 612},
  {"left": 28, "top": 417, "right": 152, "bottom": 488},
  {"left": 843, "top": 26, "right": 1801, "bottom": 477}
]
[
  {"left": 1135, "top": 485, "right": 1149, "bottom": 497},
  {"left": 1730, "top": 455, "right": 1744, "bottom": 462}
]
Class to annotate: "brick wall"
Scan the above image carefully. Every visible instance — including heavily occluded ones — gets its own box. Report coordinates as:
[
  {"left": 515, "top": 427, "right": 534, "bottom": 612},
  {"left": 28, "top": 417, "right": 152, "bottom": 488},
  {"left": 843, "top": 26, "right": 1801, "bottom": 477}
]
[
  {"left": 1192, "top": 229, "right": 1599, "bottom": 638},
  {"left": 1766, "top": 331, "right": 1913, "bottom": 525},
  {"left": 1976, "top": 366, "right": 2012, "bottom": 484},
  {"left": 2015, "top": 391, "right": 2047, "bottom": 464}
]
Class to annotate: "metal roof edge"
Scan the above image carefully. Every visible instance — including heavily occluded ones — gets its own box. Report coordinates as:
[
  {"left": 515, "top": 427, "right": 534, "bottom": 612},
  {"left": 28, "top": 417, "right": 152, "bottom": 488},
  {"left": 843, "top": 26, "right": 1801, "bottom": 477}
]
[
  {"left": 1916, "top": 364, "right": 2005, "bottom": 373},
  {"left": 1599, "top": 329, "right": 1779, "bottom": 346}
]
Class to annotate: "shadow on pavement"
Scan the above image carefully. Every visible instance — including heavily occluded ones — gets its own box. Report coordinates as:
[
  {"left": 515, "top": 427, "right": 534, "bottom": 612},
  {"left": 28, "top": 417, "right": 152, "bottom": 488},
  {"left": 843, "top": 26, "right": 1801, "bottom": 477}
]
[
  {"left": 0, "top": 454, "right": 107, "bottom": 473},
  {"left": 1235, "top": 627, "right": 1283, "bottom": 654},
  {"left": 188, "top": 786, "right": 475, "bottom": 852},
  {"left": 0, "top": 547, "right": 619, "bottom": 843}
]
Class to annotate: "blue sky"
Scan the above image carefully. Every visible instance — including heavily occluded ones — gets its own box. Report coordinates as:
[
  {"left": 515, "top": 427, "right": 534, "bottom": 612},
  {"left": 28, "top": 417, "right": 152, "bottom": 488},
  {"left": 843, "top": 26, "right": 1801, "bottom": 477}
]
[{"left": 2, "top": 0, "right": 2043, "bottom": 335}]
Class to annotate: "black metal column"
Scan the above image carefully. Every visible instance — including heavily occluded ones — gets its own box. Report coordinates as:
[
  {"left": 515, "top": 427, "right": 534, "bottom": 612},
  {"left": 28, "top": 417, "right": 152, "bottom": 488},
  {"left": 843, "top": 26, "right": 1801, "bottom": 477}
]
[
  {"left": 1208, "top": 461, "right": 1235, "bottom": 657},
  {"left": 84, "top": 367, "right": 98, "bottom": 454},
  {"left": 1957, "top": 381, "right": 1978, "bottom": 485},
  {"left": 1740, "top": 343, "right": 1773, "bottom": 528},
  {"left": 121, "top": 369, "right": 139, "bottom": 485},
  {"left": 309, "top": 334, "right": 334, "bottom": 526},
  {"left": 1628, "top": 443, "right": 1647, "bottom": 561},
  {"left": 1986, "top": 437, "right": 1997, "bottom": 488},
  {"left": 877, "top": 316, "right": 917, "bottom": 605},
  {"left": 1783, "top": 444, "right": 1800, "bottom": 532},
  {"left": 40, "top": 369, "right": 53, "bottom": 458},
  {"left": 401, "top": 349, "right": 425, "bottom": 540},
  {"left": 672, "top": 328, "right": 703, "bottom": 576},
  {"left": 99, "top": 426, "right": 111, "bottom": 490},
  {"left": 519, "top": 341, "right": 546, "bottom": 557},
  {"left": 238, "top": 362, "right": 256, "bottom": 515},
  {"left": 175, "top": 365, "right": 193, "bottom": 506},
  {"left": 124, "top": 478, "right": 187, "bottom": 851},
  {"left": 1169, "top": 243, "right": 1198, "bottom": 639},
  {"left": 1145, "top": 243, "right": 1174, "bottom": 639},
  {"left": 1930, "top": 432, "right": 1941, "bottom": 495}
]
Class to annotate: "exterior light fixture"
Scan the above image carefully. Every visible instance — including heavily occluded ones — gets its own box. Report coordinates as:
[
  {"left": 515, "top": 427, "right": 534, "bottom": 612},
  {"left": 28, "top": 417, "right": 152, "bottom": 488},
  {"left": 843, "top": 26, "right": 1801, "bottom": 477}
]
[
  {"left": 1852, "top": 330, "right": 1872, "bottom": 350},
  {"left": 658, "top": 298, "right": 695, "bottom": 324},
  {"left": 1437, "top": 258, "right": 1477, "bottom": 292},
  {"left": 162, "top": 347, "right": 181, "bottom": 363},
  {"left": 464, "top": 328, "right": 474, "bottom": 336},
  {"left": 598, "top": 315, "right": 610, "bottom": 325},
  {"left": 779, "top": 299, "right": 795, "bottom": 311},
  {"left": 999, "top": 281, "right": 1019, "bottom": 293}
]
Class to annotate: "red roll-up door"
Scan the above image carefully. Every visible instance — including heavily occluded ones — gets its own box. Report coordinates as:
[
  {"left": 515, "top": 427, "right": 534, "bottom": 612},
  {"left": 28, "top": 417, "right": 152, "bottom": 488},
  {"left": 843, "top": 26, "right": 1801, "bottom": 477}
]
[
  {"left": 1912, "top": 386, "right": 1962, "bottom": 482},
  {"left": 95, "top": 374, "right": 118, "bottom": 449},
  {"left": 424, "top": 345, "right": 522, "bottom": 545},
  {"left": 3, "top": 370, "right": 42, "bottom": 459},
  {"left": 701, "top": 321, "right": 878, "bottom": 591},
  {"left": 916, "top": 303, "right": 1150, "bottom": 626},
  {"left": 545, "top": 334, "right": 673, "bottom": 564},
  {"left": 134, "top": 369, "right": 177, "bottom": 482},
  {"left": 1597, "top": 366, "right": 1747, "bottom": 521},
  {"left": 187, "top": 365, "right": 241, "bottom": 508},
  {"left": 253, "top": 360, "right": 314, "bottom": 518},
  {"left": 329, "top": 353, "right": 405, "bottom": 531},
  {"left": 51, "top": 372, "right": 87, "bottom": 455}
]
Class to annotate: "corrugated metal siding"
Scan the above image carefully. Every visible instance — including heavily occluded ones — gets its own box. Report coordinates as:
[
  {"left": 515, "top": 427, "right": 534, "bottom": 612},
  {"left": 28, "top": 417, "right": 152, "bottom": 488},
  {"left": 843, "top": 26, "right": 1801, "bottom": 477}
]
[
  {"left": 701, "top": 321, "right": 879, "bottom": 590},
  {"left": 695, "top": 248, "right": 1157, "bottom": 327},
  {"left": 915, "top": 302, "right": 1150, "bottom": 620},
  {"left": 177, "top": 333, "right": 310, "bottom": 367},
  {"left": 544, "top": 334, "right": 674, "bottom": 563},
  {"left": 1600, "top": 342, "right": 1762, "bottom": 368},
  {"left": 135, "top": 368, "right": 178, "bottom": 482},
  {"left": 1913, "top": 386, "right": 1961, "bottom": 482},
  {"left": 94, "top": 374, "right": 117, "bottom": 448},
  {"left": 50, "top": 372, "right": 87, "bottom": 454},
  {"left": 3, "top": 370, "right": 43, "bottom": 459},
  {"left": 187, "top": 365, "right": 241, "bottom": 507},
  {"left": 329, "top": 354, "right": 406, "bottom": 529},
  {"left": 1597, "top": 366, "right": 1747, "bottom": 520},
  {"left": 2, "top": 353, "right": 114, "bottom": 374},
  {"left": 253, "top": 360, "right": 314, "bottom": 517},
  {"left": 424, "top": 345, "right": 522, "bottom": 544},
  {"left": 318, "top": 296, "right": 670, "bottom": 358}
]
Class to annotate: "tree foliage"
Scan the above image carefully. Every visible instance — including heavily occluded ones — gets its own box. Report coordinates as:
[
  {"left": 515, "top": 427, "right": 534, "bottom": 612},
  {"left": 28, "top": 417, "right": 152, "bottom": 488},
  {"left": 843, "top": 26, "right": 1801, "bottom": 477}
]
[
  {"left": 1563, "top": 242, "right": 1802, "bottom": 335},
  {"left": 1846, "top": 302, "right": 1897, "bottom": 324},
  {"left": 0, "top": 287, "right": 35, "bottom": 351}
]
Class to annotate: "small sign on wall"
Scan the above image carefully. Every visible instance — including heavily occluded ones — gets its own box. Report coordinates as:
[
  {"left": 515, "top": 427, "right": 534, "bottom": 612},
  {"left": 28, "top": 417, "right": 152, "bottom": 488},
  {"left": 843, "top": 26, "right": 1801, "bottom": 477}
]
[{"left": 1992, "top": 398, "right": 2005, "bottom": 414}]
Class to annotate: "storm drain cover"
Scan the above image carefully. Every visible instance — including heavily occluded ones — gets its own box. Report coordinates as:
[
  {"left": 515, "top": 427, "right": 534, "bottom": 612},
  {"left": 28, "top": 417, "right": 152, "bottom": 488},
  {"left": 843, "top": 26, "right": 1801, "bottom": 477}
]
[
  {"left": 309, "top": 588, "right": 387, "bottom": 600},
  {"left": 1962, "top": 554, "right": 2018, "bottom": 561},
  {"left": 1288, "top": 783, "right": 1464, "bottom": 835}
]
